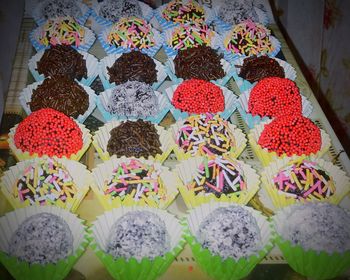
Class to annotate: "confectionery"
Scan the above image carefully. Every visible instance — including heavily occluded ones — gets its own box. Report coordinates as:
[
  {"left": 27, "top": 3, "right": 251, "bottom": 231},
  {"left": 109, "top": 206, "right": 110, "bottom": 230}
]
[
  {"left": 9, "top": 212, "right": 73, "bottom": 264},
  {"left": 174, "top": 45, "right": 225, "bottom": 81},
  {"left": 107, "top": 120, "right": 162, "bottom": 158},
  {"left": 273, "top": 159, "right": 335, "bottom": 200},
  {"left": 107, "top": 51, "right": 157, "bottom": 85},
  {"left": 106, "top": 210, "right": 170, "bottom": 260},
  {"left": 224, "top": 20, "right": 273, "bottom": 56},
  {"left": 278, "top": 203, "right": 350, "bottom": 254},
  {"left": 14, "top": 108, "right": 83, "bottom": 158},
  {"left": 38, "top": 16, "right": 85, "bottom": 48},
  {"left": 103, "top": 159, "right": 166, "bottom": 204},
  {"left": 107, "top": 17, "right": 155, "bottom": 50},
  {"left": 98, "top": 0, "right": 142, "bottom": 22},
  {"left": 172, "top": 79, "right": 225, "bottom": 114},
  {"left": 106, "top": 81, "right": 158, "bottom": 118},
  {"left": 29, "top": 76, "right": 89, "bottom": 118},
  {"left": 238, "top": 55, "right": 285, "bottom": 83},
  {"left": 188, "top": 156, "right": 246, "bottom": 198},
  {"left": 37, "top": 0, "right": 83, "bottom": 20},
  {"left": 36, "top": 44, "right": 87, "bottom": 81},
  {"left": 14, "top": 158, "right": 77, "bottom": 206},
  {"left": 196, "top": 205, "right": 261, "bottom": 259},
  {"left": 162, "top": 0, "right": 205, "bottom": 24},
  {"left": 258, "top": 115, "right": 322, "bottom": 156},
  {"left": 176, "top": 114, "right": 236, "bottom": 156},
  {"left": 248, "top": 77, "right": 301, "bottom": 118}
]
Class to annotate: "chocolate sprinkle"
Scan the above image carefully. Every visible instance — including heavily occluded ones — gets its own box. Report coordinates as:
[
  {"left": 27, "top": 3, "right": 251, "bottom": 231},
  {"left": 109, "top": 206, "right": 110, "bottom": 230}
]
[
  {"left": 107, "top": 51, "right": 158, "bottom": 85},
  {"left": 174, "top": 46, "right": 225, "bottom": 81}
]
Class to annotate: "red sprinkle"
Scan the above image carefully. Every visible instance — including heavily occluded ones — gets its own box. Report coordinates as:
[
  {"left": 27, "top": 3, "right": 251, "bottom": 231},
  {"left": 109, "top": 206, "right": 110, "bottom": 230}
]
[
  {"left": 14, "top": 108, "right": 83, "bottom": 157},
  {"left": 258, "top": 115, "right": 322, "bottom": 156},
  {"left": 172, "top": 79, "right": 225, "bottom": 114},
  {"left": 248, "top": 77, "right": 302, "bottom": 118}
]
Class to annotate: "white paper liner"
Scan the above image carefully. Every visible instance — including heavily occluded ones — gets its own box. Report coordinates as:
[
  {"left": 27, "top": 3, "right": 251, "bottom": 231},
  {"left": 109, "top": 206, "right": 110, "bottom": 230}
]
[
  {"left": 231, "top": 56, "right": 297, "bottom": 92},
  {"left": 96, "top": 87, "right": 171, "bottom": 124},
  {"left": 8, "top": 120, "right": 92, "bottom": 162},
  {"left": 91, "top": 206, "right": 184, "bottom": 254},
  {"left": 19, "top": 80, "right": 97, "bottom": 123},
  {"left": 92, "top": 120, "right": 175, "bottom": 162},
  {"left": 237, "top": 88, "right": 313, "bottom": 129},
  {"left": 90, "top": 156, "right": 180, "bottom": 209},
  {"left": 29, "top": 24, "right": 96, "bottom": 52},
  {"left": 164, "top": 81, "right": 238, "bottom": 120},
  {"left": 31, "top": 1, "right": 91, "bottom": 26},
  {"left": 28, "top": 48, "right": 99, "bottom": 86},
  {"left": 0, "top": 157, "right": 92, "bottom": 212},
  {"left": 260, "top": 155, "right": 350, "bottom": 208},
  {"left": 248, "top": 120, "right": 332, "bottom": 167},
  {"left": 99, "top": 52, "right": 168, "bottom": 90},
  {"left": 170, "top": 119, "right": 247, "bottom": 160}
]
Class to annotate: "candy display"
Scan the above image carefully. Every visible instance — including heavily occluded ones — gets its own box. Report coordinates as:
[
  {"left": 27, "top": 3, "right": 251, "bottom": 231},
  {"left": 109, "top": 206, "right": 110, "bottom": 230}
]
[
  {"left": 107, "top": 51, "right": 157, "bottom": 85},
  {"left": 176, "top": 114, "right": 236, "bottom": 156},
  {"left": 196, "top": 205, "right": 261, "bottom": 259},
  {"left": 36, "top": 0, "right": 83, "bottom": 20},
  {"left": 172, "top": 79, "right": 225, "bottom": 114},
  {"left": 248, "top": 77, "right": 302, "bottom": 118},
  {"left": 36, "top": 45, "right": 87, "bottom": 81},
  {"left": 162, "top": 0, "right": 205, "bottom": 25},
  {"left": 224, "top": 20, "right": 273, "bottom": 56},
  {"left": 29, "top": 77, "right": 89, "bottom": 119},
  {"left": 107, "top": 17, "right": 155, "bottom": 50},
  {"left": 9, "top": 212, "right": 73, "bottom": 264},
  {"left": 107, "top": 120, "right": 162, "bottom": 158},
  {"left": 13, "top": 108, "right": 83, "bottom": 158},
  {"left": 258, "top": 115, "right": 322, "bottom": 156},
  {"left": 238, "top": 56, "right": 285, "bottom": 83},
  {"left": 98, "top": 0, "right": 142, "bottom": 22},
  {"left": 106, "top": 210, "right": 170, "bottom": 260},
  {"left": 174, "top": 46, "right": 225, "bottom": 81}
]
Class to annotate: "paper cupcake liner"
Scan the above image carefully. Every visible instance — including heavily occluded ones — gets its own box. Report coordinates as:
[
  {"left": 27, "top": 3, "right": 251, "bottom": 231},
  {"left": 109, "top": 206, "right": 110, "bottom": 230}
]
[
  {"left": 248, "top": 120, "right": 332, "bottom": 167},
  {"left": 29, "top": 24, "right": 96, "bottom": 52},
  {"left": 96, "top": 87, "right": 171, "bottom": 124},
  {"left": 98, "top": 25, "right": 163, "bottom": 57},
  {"left": 28, "top": 48, "right": 99, "bottom": 86},
  {"left": 92, "top": 120, "right": 175, "bottom": 162},
  {"left": 175, "top": 156, "right": 260, "bottom": 209},
  {"left": 184, "top": 202, "right": 274, "bottom": 280},
  {"left": 164, "top": 82, "right": 238, "bottom": 121},
  {"left": 32, "top": 1, "right": 91, "bottom": 26},
  {"left": 0, "top": 206, "right": 89, "bottom": 280},
  {"left": 91, "top": 156, "right": 180, "bottom": 210},
  {"left": 0, "top": 157, "right": 92, "bottom": 213},
  {"left": 8, "top": 121, "right": 92, "bottom": 162},
  {"left": 165, "top": 56, "right": 232, "bottom": 86},
  {"left": 170, "top": 119, "right": 246, "bottom": 160},
  {"left": 237, "top": 89, "right": 313, "bottom": 129},
  {"left": 261, "top": 155, "right": 350, "bottom": 209},
  {"left": 231, "top": 57, "right": 297, "bottom": 93},
  {"left": 273, "top": 205, "right": 350, "bottom": 280},
  {"left": 90, "top": 206, "right": 186, "bottom": 280},
  {"left": 19, "top": 80, "right": 97, "bottom": 123},
  {"left": 99, "top": 52, "right": 168, "bottom": 90}
]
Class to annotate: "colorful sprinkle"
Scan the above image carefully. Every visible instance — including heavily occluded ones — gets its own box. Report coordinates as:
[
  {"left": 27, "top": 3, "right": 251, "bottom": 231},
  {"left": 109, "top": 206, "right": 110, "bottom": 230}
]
[{"left": 162, "top": 0, "right": 205, "bottom": 24}]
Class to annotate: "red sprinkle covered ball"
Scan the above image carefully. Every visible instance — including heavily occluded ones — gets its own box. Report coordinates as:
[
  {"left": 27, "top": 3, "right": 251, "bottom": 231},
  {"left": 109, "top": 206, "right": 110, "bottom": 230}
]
[
  {"left": 14, "top": 108, "right": 83, "bottom": 158},
  {"left": 248, "top": 77, "right": 302, "bottom": 118},
  {"left": 258, "top": 115, "right": 322, "bottom": 156},
  {"left": 172, "top": 79, "right": 225, "bottom": 114}
]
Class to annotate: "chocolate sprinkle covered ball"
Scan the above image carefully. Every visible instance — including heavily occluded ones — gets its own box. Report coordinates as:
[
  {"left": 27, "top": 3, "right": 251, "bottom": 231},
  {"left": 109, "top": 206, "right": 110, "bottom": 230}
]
[
  {"left": 238, "top": 56, "right": 285, "bottom": 83},
  {"left": 9, "top": 212, "right": 73, "bottom": 265},
  {"left": 39, "top": 0, "right": 83, "bottom": 19},
  {"left": 29, "top": 76, "right": 89, "bottom": 119},
  {"left": 36, "top": 44, "right": 87, "bottom": 81},
  {"left": 107, "top": 51, "right": 157, "bottom": 85},
  {"left": 107, "top": 120, "right": 162, "bottom": 158},
  {"left": 174, "top": 46, "right": 225, "bottom": 81},
  {"left": 99, "top": 0, "right": 142, "bottom": 22}
]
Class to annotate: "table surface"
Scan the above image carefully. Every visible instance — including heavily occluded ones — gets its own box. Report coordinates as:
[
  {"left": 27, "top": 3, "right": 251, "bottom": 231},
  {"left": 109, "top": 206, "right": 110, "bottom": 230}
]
[{"left": 0, "top": 17, "right": 350, "bottom": 280}]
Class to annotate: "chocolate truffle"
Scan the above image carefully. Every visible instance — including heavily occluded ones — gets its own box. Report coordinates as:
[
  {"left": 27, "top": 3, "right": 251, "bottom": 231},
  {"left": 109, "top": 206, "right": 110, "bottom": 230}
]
[
  {"left": 99, "top": 0, "right": 142, "bottom": 22},
  {"left": 39, "top": 0, "right": 83, "bottom": 19}
]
